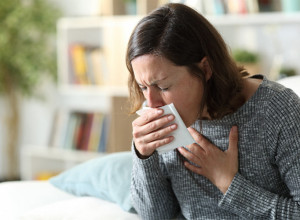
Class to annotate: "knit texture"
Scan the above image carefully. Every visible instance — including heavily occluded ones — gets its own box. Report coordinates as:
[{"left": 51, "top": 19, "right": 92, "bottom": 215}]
[{"left": 131, "top": 76, "right": 300, "bottom": 219}]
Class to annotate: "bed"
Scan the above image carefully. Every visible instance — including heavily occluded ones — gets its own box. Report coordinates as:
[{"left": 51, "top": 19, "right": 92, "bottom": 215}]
[
  {"left": 277, "top": 75, "right": 300, "bottom": 96},
  {"left": 0, "top": 76, "right": 299, "bottom": 220},
  {"left": 0, "top": 181, "right": 139, "bottom": 220},
  {"left": 0, "top": 151, "right": 140, "bottom": 220}
]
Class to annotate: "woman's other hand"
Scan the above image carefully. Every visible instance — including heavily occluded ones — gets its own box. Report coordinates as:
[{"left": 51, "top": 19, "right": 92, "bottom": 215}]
[
  {"left": 132, "top": 108, "right": 177, "bottom": 158},
  {"left": 178, "top": 126, "right": 239, "bottom": 194}
]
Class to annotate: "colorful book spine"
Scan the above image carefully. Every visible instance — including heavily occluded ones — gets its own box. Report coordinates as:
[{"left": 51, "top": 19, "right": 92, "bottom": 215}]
[
  {"left": 69, "top": 44, "right": 89, "bottom": 84},
  {"left": 98, "top": 115, "right": 109, "bottom": 152},
  {"left": 69, "top": 44, "right": 108, "bottom": 85},
  {"left": 61, "top": 112, "right": 108, "bottom": 152},
  {"left": 87, "top": 113, "right": 104, "bottom": 152}
]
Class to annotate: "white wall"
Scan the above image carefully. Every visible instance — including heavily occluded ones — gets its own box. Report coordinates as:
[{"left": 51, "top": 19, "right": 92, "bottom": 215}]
[{"left": 49, "top": 0, "right": 101, "bottom": 16}]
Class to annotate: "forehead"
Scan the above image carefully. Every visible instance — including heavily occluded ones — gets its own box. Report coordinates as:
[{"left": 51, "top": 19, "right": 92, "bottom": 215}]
[{"left": 131, "top": 55, "right": 177, "bottom": 84}]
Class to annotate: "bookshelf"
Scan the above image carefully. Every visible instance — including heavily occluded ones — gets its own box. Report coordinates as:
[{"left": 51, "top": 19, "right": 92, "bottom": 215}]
[
  {"left": 207, "top": 12, "right": 300, "bottom": 79},
  {"left": 20, "top": 146, "right": 104, "bottom": 180},
  {"left": 184, "top": 0, "right": 300, "bottom": 78},
  {"left": 20, "top": 16, "right": 140, "bottom": 180},
  {"left": 100, "top": 0, "right": 160, "bottom": 15},
  {"left": 206, "top": 12, "right": 300, "bottom": 25}
]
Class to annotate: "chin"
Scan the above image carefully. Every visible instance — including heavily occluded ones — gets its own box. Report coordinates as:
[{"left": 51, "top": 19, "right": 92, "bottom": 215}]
[{"left": 182, "top": 117, "right": 191, "bottom": 128}]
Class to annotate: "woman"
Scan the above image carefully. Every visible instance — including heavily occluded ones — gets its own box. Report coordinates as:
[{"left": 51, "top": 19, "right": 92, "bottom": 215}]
[{"left": 126, "top": 3, "right": 300, "bottom": 219}]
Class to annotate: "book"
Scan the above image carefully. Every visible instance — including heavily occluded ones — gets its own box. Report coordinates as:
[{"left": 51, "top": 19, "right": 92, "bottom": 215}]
[
  {"left": 64, "top": 112, "right": 80, "bottom": 150},
  {"left": 74, "top": 113, "right": 87, "bottom": 150},
  {"left": 69, "top": 44, "right": 108, "bottom": 86},
  {"left": 98, "top": 114, "right": 109, "bottom": 152},
  {"left": 84, "top": 47, "right": 96, "bottom": 85},
  {"left": 79, "top": 113, "right": 94, "bottom": 151},
  {"left": 69, "top": 44, "right": 89, "bottom": 84},
  {"left": 257, "top": 0, "right": 273, "bottom": 12},
  {"left": 90, "top": 48, "right": 108, "bottom": 85},
  {"left": 202, "top": 0, "right": 227, "bottom": 15},
  {"left": 51, "top": 96, "right": 136, "bottom": 153},
  {"left": 246, "top": 0, "right": 259, "bottom": 13},
  {"left": 227, "top": 0, "right": 248, "bottom": 14},
  {"left": 87, "top": 113, "right": 105, "bottom": 152},
  {"left": 214, "top": 0, "right": 226, "bottom": 15}
]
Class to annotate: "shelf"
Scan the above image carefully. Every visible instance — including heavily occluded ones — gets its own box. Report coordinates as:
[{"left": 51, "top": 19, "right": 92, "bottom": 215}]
[
  {"left": 57, "top": 16, "right": 140, "bottom": 87},
  {"left": 58, "top": 11, "right": 300, "bottom": 27},
  {"left": 20, "top": 146, "right": 105, "bottom": 180},
  {"left": 57, "top": 15, "right": 142, "bottom": 29},
  {"left": 22, "top": 146, "right": 105, "bottom": 162},
  {"left": 55, "top": 85, "right": 129, "bottom": 113},
  {"left": 207, "top": 11, "right": 300, "bottom": 26},
  {"left": 57, "top": 12, "right": 300, "bottom": 28},
  {"left": 58, "top": 85, "right": 129, "bottom": 97}
]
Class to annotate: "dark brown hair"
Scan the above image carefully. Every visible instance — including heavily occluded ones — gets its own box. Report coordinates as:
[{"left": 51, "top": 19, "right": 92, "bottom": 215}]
[{"left": 126, "top": 3, "right": 247, "bottom": 119}]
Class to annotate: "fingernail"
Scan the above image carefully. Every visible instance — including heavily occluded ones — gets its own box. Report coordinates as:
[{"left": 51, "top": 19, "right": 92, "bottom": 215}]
[
  {"left": 157, "top": 109, "right": 163, "bottom": 114},
  {"left": 232, "top": 126, "right": 237, "bottom": 132},
  {"left": 171, "top": 124, "right": 177, "bottom": 129},
  {"left": 168, "top": 115, "right": 174, "bottom": 120},
  {"left": 169, "top": 136, "right": 174, "bottom": 141}
]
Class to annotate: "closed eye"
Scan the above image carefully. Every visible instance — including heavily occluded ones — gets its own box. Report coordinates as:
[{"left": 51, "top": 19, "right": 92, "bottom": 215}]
[
  {"left": 139, "top": 86, "right": 147, "bottom": 91},
  {"left": 138, "top": 84, "right": 169, "bottom": 92},
  {"left": 159, "top": 87, "right": 169, "bottom": 92}
]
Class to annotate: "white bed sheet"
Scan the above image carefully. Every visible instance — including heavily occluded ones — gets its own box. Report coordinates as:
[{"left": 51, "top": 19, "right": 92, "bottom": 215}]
[
  {"left": 277, "top": 75, "right": 300, "bottom": 96},
  {"left": 0, "top": 181, "right": 139, "bottom": 220}
]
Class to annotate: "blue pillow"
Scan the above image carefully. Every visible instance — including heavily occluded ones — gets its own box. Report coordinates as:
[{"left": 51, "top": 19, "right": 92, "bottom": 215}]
[{"left": 49, "top": 151, "right": 133, "bottom": 212}]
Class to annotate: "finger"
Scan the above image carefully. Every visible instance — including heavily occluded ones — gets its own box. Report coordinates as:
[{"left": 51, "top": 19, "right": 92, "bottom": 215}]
[
  {"left": 133, "top": 108, "right": 164, "bottom": 126},
  {"left": 228, "top": 126, "right": 238, "bottom": 155},
  {"left": 132, "top": 114, "right": 175, "bottom": 138},
  {"left": 183, "top": 161, "right": 203, "bottom": 176},
  {"left": 143, "top": 123, "right": 177, "bottom": 143},
  {"left": 185, "top": 142, "right": 206, "bottom": 156},
  {"left": 178, "top": 146, "right": 202, "bottom": 164},
  {"left": 135, "top": 134, "right": 174, "bottom": 156},
  {"left": 187, "top": 127, "right": 212, "bottom": 152},
  {"left": 147, "top": 136, "right": 175, "bottom": 151},
  {"left": 187, "top": 127, "right": 202, "bottom": 143}
]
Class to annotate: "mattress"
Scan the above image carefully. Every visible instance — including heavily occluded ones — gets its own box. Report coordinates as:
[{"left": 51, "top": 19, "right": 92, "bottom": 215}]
[{"left": 0, "top": 181, "right": 139, "bottom": 220}]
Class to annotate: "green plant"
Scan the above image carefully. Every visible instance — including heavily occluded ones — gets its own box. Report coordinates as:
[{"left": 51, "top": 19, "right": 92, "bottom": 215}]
[
  {"left": 232, "top": 49, "right": 259, "bottom": 63},
  {"left": 0, "top": 0, "right": 61, "bottom": 179},
  {"left": 279, "top": 67, "right": 297, "bottom": 79}
]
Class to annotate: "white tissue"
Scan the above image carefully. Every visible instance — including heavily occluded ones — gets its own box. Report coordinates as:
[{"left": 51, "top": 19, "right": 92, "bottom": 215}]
[{"left": 136, "top": 103, "right": 195, "bottom": 154}]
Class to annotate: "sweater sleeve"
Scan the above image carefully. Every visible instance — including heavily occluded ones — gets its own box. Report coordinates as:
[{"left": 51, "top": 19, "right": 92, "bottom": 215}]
[
  {"left": 219, "top": 89, "right": 300, "bottom": 219},
  {"left": 131, "top": 145, "right": 180, "bottom": 220}
]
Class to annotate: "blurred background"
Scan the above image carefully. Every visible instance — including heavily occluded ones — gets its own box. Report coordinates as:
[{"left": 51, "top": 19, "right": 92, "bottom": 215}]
[{"left": 0, "top": 0, "right": 299, "bottom": 181}]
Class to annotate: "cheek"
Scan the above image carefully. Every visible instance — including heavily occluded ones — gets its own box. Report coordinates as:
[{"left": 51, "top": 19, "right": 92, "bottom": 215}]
[
  {"left": 174, "top": 81, "right": 203, "bottom": 126},
  {"left": 166, "top": 92, "right": 193, "bottom": 126},
  {"left": 176, "top": 98, "right": 197, "bottom": 126}
]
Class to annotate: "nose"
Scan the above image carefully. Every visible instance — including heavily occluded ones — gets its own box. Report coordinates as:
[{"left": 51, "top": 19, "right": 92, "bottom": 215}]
[{"left": 145, "top": 88, "right": 164, "bottom": 108}]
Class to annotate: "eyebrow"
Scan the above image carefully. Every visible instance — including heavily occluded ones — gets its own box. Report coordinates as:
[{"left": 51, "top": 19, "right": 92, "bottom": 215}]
[{"left": 137, "top": 76, "right": 168, "bottom": 87}]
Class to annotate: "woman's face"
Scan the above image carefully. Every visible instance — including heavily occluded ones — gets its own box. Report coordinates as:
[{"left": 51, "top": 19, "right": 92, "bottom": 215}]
[{"left": 131, "top": 54, "right": 204, "bottom": 127}]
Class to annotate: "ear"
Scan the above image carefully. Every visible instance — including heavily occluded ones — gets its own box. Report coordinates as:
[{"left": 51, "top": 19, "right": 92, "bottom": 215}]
[{"left": 199, "top": 57, "right": 212, "bottom": 81}]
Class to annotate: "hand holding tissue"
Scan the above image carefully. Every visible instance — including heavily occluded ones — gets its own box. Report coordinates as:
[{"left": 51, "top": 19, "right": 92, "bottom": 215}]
[{"left": 136, "top": 103, "right": 195, "bottom": 154}]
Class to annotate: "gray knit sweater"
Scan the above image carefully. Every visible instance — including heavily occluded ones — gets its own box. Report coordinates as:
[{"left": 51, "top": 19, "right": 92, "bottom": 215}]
[{"left": 131, "top": 76, "right": 300, "bottom": 219}]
